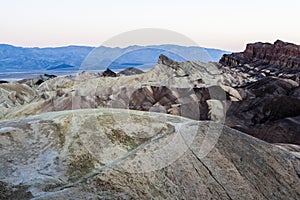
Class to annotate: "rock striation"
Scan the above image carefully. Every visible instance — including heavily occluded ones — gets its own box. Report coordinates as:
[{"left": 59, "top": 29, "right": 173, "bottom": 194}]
[
  {"left": 219, "top": 40, "right": 300, "bottom": 145},
  {"left": 226, "top": 77, "right": 300, "bottom": 144},
  {"left": 0, "top": 109, "right": 299, "bottom": 199},
  {"left": 220, "top": 40, "right": 300, "bottom": 83},
  {"left": 0, "top": 54, "right": 232, "bottom": 123}
]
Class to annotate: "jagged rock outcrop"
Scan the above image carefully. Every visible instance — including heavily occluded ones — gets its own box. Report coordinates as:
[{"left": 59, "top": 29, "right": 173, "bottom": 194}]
[
  {"left": 244, "top": 40, "right": 300, "bottom": 68},
  {"left": 0, "top": 82, "right": 37, "bottom": 108},
  {"left": 158, "top": 54, "right": 181, "bottom": 70},
  {"left": 0, "top": 108, "right": 299, "bottom": 199},
  {"left": 222, "top": 40, "right": 300, "bottom": 68},
  {"left": 18, "top": 74, "right": 57, "bottom": 88},
  {"left": 0, "top": 55, "right": 232, "bottom": 123},
  {"left": 220, "top": 40, "right": 300, "bottom": 83}
]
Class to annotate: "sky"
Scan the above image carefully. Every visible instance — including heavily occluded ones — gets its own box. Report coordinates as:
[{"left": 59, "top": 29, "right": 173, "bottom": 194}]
[{"left": 0, "top": 0, "right": 299, "bottom": 52}]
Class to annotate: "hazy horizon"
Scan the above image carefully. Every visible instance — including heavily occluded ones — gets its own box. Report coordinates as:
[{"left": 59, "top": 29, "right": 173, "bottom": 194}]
[
  {"left": 0, "top": 42, "right": 232, "bottom": 51},
  {"left": 1, "top": 0, "right": 299, "bottom": 52}
]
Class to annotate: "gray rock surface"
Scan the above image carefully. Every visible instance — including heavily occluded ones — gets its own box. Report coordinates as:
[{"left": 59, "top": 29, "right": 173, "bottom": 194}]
[
  {"left": 0, "top": 82, "right": 37, "bottom": 108},
  {"left": 0, "top": 108, "right": 299, "bottom": 199},
  {"left": 0, "top": 55, "right": 230, "bottom": 122}
]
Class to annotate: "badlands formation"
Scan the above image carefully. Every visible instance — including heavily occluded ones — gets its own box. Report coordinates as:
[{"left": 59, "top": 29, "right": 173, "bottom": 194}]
[{"left": 0, "top": 41, "right": 299, "bottom": 199}]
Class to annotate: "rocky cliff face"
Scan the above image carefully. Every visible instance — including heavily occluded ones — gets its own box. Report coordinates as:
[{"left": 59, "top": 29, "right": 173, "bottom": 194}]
[
  {"left": 220, "top": 40, "right": 300, "bottom": 82},
  {"left": 221, "top": 40, "right": 300, "bottom": 68},
  {"left": 243, "top": 40, "right": 300, "bottom": 68}
]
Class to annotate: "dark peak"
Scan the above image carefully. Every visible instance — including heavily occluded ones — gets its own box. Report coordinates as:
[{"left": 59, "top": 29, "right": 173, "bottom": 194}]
[
  {"left": 273, "top": 40, "right": 299, "bottom": 47},
  {"left": 103, "top": 68, "right": 117, "bottom": 77},
  {"left": 274, "top": 39, "right": 286, "bottom": 46}
]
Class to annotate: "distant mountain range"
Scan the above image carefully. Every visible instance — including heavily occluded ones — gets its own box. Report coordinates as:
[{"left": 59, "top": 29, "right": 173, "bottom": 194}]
[
  {"left": 0, "top": 44, "right": 93, "bottom": 72},
  {"left": 0, "top": 44, "right": 230, "bottom": 72}
]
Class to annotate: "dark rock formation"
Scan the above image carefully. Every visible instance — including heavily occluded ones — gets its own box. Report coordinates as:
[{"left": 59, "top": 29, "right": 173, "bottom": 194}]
[
  {"left": 244, "top": 40, "right": 300, "bottom": 68},
  {"left": 129, "top": 86, "right": 178, "bottom": 111},
  {"left": 0, "top": 80, "right": 8, "bottom": 84},
  {"left": 220, "top": 41, "right": 300, "bottom": 144},
  {"left": 103, "top": 68, "right": 117, "bottom": 77},
  {"left": 18, "top": 74, "right": 57, "bottom": 87},
  {"left": 221, "top": 40, "right": 300, "bottom": 68},
  {"left": 118, "top": 67, "right": 144, "bottom": 76},
  {"left": 226, "top": 77, "right": 300, "bottom": 144},
  {"left": 35, "top": 74, "right": 57, "bottom": 85},
  {"left": 220, "top": 40, "right": 300, "bottom": 83}
]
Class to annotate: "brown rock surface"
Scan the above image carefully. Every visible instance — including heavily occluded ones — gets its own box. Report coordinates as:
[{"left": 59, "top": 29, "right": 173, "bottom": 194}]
[
  {"left": 220, "top": 40, "right": 300, "bottom": 83},
  {"left": 243, "top": 40, "right": 300, "bottom": 68}
]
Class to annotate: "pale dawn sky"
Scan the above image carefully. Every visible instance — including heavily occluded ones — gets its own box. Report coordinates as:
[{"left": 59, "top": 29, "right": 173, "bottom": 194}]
[{"left": 0, "top": 0, "right": 299, "bottom": 51}]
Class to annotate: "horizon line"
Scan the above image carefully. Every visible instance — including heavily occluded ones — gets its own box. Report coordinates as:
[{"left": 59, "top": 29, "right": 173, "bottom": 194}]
[{"left": 0, "top": 43, "right": 236, "bottom": 52}]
